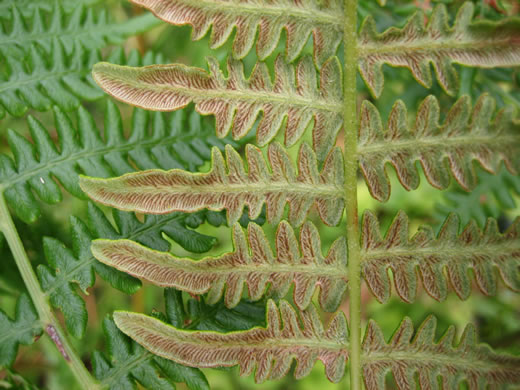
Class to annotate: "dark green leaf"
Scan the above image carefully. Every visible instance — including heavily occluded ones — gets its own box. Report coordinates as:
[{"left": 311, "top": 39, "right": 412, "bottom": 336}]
[
  {"left": 0, "top": 100, "right": 226, "bottom": 224},
  {"left": 0, "top": 294, "right": 41, "bottom": 367}
]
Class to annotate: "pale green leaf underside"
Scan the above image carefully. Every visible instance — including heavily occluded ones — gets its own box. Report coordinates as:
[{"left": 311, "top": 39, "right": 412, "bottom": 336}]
[
  {"left": 114, "top": 300, "right": 349, "bottom": 383},
  {"left": 92, "top": 221, "right": 348, "bottom": 311},
  {"left": 126, "top": 1, "right": 520, "bottom": 98},
  {"left": 92, "top": 56, "right": 343, "bottom": 160},
  {"left": 358, "top": 94, "right": 520, "bottom": 202},
  {"left": 361, "top": 210, "right": 520, "bottom": 303},
  {"left": 363, "top": 316, "right": 520, "bottom": 389},
  {"left": 130, "top": 0, "right": 343, "bottom": 65},
  {"left": 359, "top": 3, "right": 520, "bottom": 96},
  {"left": 80, "top": 142, "right": 345, "bottom": 227}
]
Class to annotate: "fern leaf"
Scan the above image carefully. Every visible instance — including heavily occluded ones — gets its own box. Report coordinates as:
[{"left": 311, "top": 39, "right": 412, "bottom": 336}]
[
  {"left": 0, "top": 0, "right": 101, "bottom": 17},
  {"left": 92, "top": 56, "right": 343, "bottom": 159},
  {"left": 129, "top": 0, "right": 343, "bottom": 64},
  {"left": 0, "top": 42, "right": 162, "bottom": 118},
  {"left": 93, "top": 316, "right": 208, "bottom": 390},
  {"left": 0, "top": 4, "right": 160, "bottom": 60},
  {"left": 92, "top": 220, "right": 348, "bottom": 311},
  {"left": 358, "top": 2, "right": 520, "bottom": 97},
  {"left": 80, "top": 142, "right": 345, "bottom": 227},
  {"left": 37, "top": 201, "right": 222, "bottom": 338},
  {"left": 183, "top": 295, "right": 267, "bottom": 332},
  {"left": 114, "top": 300, "right": 349, "bottom": 383},
  {"left": 361, "top": 210, "right": 520, "bottom": 303},
  {"left": 0, "top": 99, "right": 224, "bottom": 224},
  {"left": 363, "top": 316, "right": 520, "bottom": 389},
  {"left": 1, "top": 368, "right": 40, "bottom": 390},
  {"left": 358, "top": 94, "right": 520, "bottom": 202},
  {"left": 0, "top": 294, "right": 41, "bottom": 367},
  {"left": 435, "top": 167, "right": 520, "bottom": 228}
]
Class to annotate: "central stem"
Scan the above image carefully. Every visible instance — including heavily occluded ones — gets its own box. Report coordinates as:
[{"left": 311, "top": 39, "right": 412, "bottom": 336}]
[
  {"left": 343, "top": 1, "right": 362, "bottom": 390},
  {"left": 0, "top": 193, "right": 100, "bottom": 390}
]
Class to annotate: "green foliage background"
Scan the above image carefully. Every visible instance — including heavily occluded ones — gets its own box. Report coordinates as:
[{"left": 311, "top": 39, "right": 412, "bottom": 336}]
[{"left": 0, "top": 0, "right": 518, "bottom": 389}]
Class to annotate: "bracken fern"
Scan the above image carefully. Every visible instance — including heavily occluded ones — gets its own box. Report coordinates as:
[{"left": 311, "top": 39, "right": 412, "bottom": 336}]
[
  {"left": 77, "top": 0, "right": 520, "bottom": 388},
  {"left": 1, "top": 0, "right": 519, "bottom": 389}
]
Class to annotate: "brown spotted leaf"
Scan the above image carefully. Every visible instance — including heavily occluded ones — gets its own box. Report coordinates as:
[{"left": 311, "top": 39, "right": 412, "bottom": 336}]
[
  {"left": 92, "top": 56, "right": 343, "bottom": 160},
  {"left": 129, "top": 0, "right": 343, "bottom": 65},
  {"left": 114, "top": 300, "right": 349, "bottom": 383},
  {"left": 358, "top": 2, "right": 520, "bottom": 97},
  {"left": 363, "top": 316, "right": 520, "bottom": 389},
  {"left": 358, "top": 94, "right": 520, "bottom": 202},
  {"left": 79, "top": 142, "right": 344, "bottom": 227},
  {"left": 92, "top": 221, "right": 347, "bottom": 311},
  {"left": 361, "top": 210, "right": 520, "bottom": 303}
]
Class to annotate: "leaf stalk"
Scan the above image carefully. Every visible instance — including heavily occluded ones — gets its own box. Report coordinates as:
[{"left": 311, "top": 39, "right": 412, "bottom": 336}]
[
  {"left": 0, "top": 193, "right": 100, "bottom": 390},
  {"left": 343, "top": 0, "right": 361, "bottom": 389}
]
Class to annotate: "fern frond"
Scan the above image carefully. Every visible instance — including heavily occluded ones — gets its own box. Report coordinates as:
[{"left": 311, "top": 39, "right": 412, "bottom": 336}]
[
  {"left": 435, "top": 167, "right": 520, "bottom": 227},
  {"left": 37, "top": 202, "right": 223, "bottom": 338},
  {"left": 129, "top": 0, "right": 343, "bottom": 64},
  {"left": 358, "top": 2, "right": 520, "bottom": 97},
  {"left": 0, "top": 42, "right": 162, "bottom": 118},
  {"left": 91, "top": 220, "right": 348, "bottom": 311},
  {"left": 80, "top": 142, "right": 345, "bottom": 227},
  {"left": 358, "top": 94, "right": 520, "bottom": 202},
  {"left": 92, "top": 56, "right": 343, "bottom": 160},
  {"left": 92, "top": 317, "right": 208, "bottom": 390},
  {"left": 0, "top": 0, "right": 101, "bottom": 17},
  {"left": 361, "top": 210, "right": 520, "bottom": 303},
  {"left": 0, "top": 99, "right": 224, "bottom": 224},
  {"left": 363, "top": 316, "right": 520, "bottom": 389},
  {"left": 0, "top": 5, "right": 160, "bottom": 60},
  {"left": 114, "top": 300, "right": 349, "bottom": 383},
  {"left": 0, "top": 294, "right": 41, "bottom": 367},
  {"left": 183, "top": 294, "right": 267, "bottom": 332}
]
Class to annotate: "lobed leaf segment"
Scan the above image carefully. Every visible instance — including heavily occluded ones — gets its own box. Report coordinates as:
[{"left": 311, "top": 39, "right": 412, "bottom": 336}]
[
  {"left": 0, "top": 100, "right": 224, "bottom": 224},
  {"left": 128, "top": 0, "right": 343, "bottom": 65},
  {"left": 0, "top": 4, "right": 159, "bottom": 60},
  {"left": 91, "top": 221, "right": 348, "bottom": 311},
  {"left": 164, "top": 288, "right": 267, "bottom": 333},
  {"left": 363, "top": 316, "right": 520, "bottom": 390},
  {"left": 358, "top": 2, "right": 520, "bottom": 97},
  {"left": 0, "top": 0, "right": 101, "bottom": 17},
  {"left": 358, "top": 94, "right": 520, "bottom": 202},
  {"left": 112, "top": 300, "right": 520, "bottom": 388},
  {"left": 0, "top": 99, "right": 231, "bottom": 338},
  {"left": 435, "top": 168, "right": 520, "bottom": 228},
  {"left": 0, "top": 44, "right": 162, "bottom": 118},
  {"left": 92, "top": 55, "right": 343, "bottom": 160},
  {"left": 80, "top": 142, "right": 345, "bottom": 227},
  {"left": 107, "top": 1, "right": 520, "bottom": 99},
  {"left": 0, "top": 294, "right": 41, "bottom": 368},
  {"left": 37, "top": 200, "right": 229, "bottom": 339},
  {"left": 114, "top": 300, "right": 350, "bottom": 384},
  {"left": 362, "top": 210, "right": 520, "bottom": 303}
]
